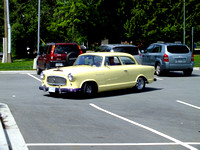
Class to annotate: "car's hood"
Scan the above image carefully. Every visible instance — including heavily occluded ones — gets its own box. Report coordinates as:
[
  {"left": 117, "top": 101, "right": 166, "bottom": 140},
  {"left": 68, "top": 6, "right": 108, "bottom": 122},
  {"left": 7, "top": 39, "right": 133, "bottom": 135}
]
[{"left": 44, "top": 65, "right": 98, "bottom": 76}]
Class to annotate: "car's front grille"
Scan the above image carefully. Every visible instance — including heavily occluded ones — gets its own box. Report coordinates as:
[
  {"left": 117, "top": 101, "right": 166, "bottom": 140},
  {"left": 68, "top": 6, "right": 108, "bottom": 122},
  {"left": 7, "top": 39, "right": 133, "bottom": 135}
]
[{"left": 47, "top": 76, "right": 66, "bottom": 86}]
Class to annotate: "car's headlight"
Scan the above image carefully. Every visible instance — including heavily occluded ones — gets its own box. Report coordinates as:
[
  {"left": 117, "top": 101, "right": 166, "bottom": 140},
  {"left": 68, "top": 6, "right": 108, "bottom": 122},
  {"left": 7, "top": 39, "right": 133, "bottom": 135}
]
[
  {"left": 68, "top": 73, "right": 73, "bottom": 81},
  {"left": 40, "top": 72, "right": 45, "bottom": 80}
]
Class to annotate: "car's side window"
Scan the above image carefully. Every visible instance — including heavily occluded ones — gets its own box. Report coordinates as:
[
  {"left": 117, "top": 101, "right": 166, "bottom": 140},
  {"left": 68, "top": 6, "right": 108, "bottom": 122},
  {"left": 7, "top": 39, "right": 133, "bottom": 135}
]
[
  {"left": 39, "top": 46, "right": 44, "bottom": 55},
  {"left": 120, "top": 56, "right": 135, "bottom": 65},
  {"left": 41, "top": 45, "right": 49, "bottom": 55},
  {"left": 106, "top": 47, "right": 111, "bottom": 52},
  {"left": 146, "top": 44, "right": 154, "bottom": 53},
  {"left": 151, "top": 45, "right": 161, "bottom": 53},
  {"left": 47, "top": 46, "right": 51, "bottom": 54},
  {"left": 105, "top": 56, "right": 121, "bottom": 66},
  {"left": 100, "top": 46, "right": 107, "bottom": 52}
]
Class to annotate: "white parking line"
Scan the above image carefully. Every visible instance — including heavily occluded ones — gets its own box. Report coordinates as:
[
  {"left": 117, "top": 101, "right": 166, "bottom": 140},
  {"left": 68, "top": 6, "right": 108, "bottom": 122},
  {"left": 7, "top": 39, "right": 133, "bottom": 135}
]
[
  {"left": 26, "top": 142, "right": 200, "bottom": 147},
  {"left": 90, "top": 103, "right": 197, "bottom": 150},
  {"left": 27, "top": 73, "right": 42, "bottom": 82},
  {"left": 177, "top": 100, "right": 200, "bottom": 110}
]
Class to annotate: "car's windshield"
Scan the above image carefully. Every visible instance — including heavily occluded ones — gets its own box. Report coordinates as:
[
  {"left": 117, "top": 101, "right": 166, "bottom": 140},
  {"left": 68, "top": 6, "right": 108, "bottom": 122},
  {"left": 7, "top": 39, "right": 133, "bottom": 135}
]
[{"left": 74, "top": 55, "right": 103, "bottom": 67}]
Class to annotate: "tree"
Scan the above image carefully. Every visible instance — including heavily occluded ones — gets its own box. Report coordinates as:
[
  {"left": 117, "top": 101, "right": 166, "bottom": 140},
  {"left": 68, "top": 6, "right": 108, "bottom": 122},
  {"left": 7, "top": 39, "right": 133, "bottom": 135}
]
[
  {"left": 9, "top": 0, "right": 38, "bottom": 57},
  {"left": 124, "top": 0, "right": 200, "bottom": 49},
  {"left": 0, "top": 0, "right": 199, "bottom": 57}
]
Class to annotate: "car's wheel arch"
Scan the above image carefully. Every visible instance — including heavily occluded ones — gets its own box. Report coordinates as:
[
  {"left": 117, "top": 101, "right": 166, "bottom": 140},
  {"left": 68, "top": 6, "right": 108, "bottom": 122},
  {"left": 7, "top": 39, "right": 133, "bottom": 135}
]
[
  {"left": 80, "top": 80, "right": 98, "bottom": 97},
  {"left": 154, "top": 61, "right": 165, "bottom": 76},
  {"left": 81, "top": 80, "right": 98, "bottom": 92},
  {"left": 154, "top": 60, "right": 162, "bottom": 68},
  {"left": 136, "top": 75, "right": 148, "bottom": 84}
]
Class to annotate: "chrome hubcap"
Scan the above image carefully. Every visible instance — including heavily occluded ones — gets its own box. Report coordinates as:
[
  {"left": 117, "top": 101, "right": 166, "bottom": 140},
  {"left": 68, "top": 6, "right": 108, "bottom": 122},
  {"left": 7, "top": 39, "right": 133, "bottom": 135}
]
[
  {"left": 86, "top": 85, "right": 92, "bottom": 94},
  {"left": 136, "top": 78, "right": 144, "bottom": 90},
  {"left": 156, "top": 65, "right": 161, "bottom": 75}
]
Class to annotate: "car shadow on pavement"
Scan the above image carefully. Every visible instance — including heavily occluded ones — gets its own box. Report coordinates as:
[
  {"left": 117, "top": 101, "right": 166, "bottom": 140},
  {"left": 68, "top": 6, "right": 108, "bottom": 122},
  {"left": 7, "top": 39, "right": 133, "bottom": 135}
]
[
  {"left": 94, "top": 87, "right": 162, "bottom": 99},
  {"left": 44, "top": 87, "right": 162, "bottom": 100},
  {"left": 158, "top": 71, "right": 200, "bottom": 77}
]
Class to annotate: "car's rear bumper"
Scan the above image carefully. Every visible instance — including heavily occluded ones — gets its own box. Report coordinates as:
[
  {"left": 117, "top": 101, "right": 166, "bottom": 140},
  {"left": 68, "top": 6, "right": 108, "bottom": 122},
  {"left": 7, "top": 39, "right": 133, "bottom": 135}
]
[
  {"left": 49, "top": 61, "right": 67, "bottom": 68},
  {"left": 147, "top": 78, "right": 156, "bottom": 84},
  {"left": 39, "top": 85, "right": 81, "bottom": 93},
  {"left": 162, "top": 62, "right": 194, "bottom": 71}
]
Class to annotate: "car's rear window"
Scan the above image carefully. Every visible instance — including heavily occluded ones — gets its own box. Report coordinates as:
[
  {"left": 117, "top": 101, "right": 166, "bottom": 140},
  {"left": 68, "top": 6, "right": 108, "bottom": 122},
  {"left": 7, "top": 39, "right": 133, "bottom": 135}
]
[
  {"left": 54, "top": 45, "right": 80, "bottom": 54},
  {"left": 167, "top": 45, "right": 189, "bottom": 53},
  {"left": 113, "top": 47, "right": 139, "bottom": 55}
]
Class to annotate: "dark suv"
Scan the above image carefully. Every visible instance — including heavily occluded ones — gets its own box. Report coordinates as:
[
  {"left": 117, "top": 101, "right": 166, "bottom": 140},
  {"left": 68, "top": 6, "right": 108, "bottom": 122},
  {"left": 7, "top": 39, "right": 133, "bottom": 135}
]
[
  {"left": 37, "top": 43, "right": 82, "bottom": 74},
  {"left": 96, "top": 44, "right": 142, "bottom": 64},
  {"left": 141, "top": 43, "right": 194, "bottom": 76}
]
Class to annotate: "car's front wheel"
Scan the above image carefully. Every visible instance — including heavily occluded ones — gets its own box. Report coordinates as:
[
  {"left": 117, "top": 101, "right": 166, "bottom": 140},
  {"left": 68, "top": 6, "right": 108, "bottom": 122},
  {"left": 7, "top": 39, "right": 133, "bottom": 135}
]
[
  {"left": 135, "top": 77, "right": 145, "bottom": 91},
  {"left": 82, "top": 82, "right": 97, "bottom": 97}
]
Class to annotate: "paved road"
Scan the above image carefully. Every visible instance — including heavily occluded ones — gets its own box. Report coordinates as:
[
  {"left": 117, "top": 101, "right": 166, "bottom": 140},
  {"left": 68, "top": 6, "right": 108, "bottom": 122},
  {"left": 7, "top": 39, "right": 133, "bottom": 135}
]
[{"left": 0, "top": 70, "right": 200, "bottom": 150}]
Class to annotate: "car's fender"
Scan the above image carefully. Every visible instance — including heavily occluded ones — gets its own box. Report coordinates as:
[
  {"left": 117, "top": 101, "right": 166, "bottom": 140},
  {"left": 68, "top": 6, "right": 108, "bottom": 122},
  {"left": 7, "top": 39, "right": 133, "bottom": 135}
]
[{"left": 80, "top": 79, "right": 98, "bottom": 88}]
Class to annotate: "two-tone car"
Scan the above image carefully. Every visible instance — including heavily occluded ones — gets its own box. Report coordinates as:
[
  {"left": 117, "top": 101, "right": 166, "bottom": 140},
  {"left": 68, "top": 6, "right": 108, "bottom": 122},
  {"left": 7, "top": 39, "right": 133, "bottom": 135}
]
[{"left": 39, "top": 52, "right": 156, "bottom": 97}]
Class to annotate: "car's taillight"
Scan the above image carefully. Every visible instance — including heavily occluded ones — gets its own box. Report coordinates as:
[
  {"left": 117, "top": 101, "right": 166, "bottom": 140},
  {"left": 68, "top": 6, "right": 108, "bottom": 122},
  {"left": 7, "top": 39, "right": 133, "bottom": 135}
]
[
  {"left": 50, "top": 54, "right": 54, "bottom": 60},
  {"left": 163, "top": 54, "right": 169, "bottom": 62},
  {"left": 78, "top": 45, "right": 83, "bottom": 54},
  {"left": 51, "top": 45, "right": 55, "bottom": 60},
  {"left": 191, "top": 53, "right": 194, "bottom": 61}
]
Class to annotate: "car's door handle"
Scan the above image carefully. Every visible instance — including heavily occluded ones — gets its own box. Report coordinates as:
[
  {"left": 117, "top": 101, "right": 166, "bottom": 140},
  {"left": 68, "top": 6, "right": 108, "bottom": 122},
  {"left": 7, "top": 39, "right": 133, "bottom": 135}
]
[{"left": 124, "top": 70, "right": 128, "bottom": 72}]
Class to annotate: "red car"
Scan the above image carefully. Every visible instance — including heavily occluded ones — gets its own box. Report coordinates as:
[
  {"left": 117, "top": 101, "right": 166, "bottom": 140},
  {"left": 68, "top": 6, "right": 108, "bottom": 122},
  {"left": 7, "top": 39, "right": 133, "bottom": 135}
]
[{"left": 37, "top": 43, "right": 83, "bottom": 75}]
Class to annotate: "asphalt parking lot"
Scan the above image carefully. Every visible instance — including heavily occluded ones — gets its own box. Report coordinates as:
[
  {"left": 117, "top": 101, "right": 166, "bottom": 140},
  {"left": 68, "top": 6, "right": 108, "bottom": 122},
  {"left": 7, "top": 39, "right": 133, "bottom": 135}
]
[{"left": 0, "top": 69, "right": 200, "bottom": 150}]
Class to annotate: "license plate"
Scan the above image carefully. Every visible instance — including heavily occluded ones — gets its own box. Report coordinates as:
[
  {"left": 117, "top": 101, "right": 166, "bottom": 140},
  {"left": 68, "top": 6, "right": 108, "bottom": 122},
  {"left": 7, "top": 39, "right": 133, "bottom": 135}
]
[
  {"left": 175, "top": 58, "right": 186, "bottom": 63},
  {"left": 56, "top": 63, "right": 63, "bottom": 67},
  {"left": 49, "top": 87, "right": 56, "bottom": 92}
]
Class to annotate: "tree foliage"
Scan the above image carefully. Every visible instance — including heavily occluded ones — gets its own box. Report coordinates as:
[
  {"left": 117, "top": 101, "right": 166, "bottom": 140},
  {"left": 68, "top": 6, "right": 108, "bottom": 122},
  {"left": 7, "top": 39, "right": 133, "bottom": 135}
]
[{"left": 0, "top": 0, "right": 199, "bottom": 57}]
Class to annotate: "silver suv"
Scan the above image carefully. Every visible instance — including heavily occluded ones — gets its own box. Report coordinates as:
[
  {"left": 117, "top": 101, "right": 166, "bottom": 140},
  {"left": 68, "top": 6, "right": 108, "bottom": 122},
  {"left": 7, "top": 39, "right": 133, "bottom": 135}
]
[{"left": 141, "top": 43, "right": 194, "bottom": 76}]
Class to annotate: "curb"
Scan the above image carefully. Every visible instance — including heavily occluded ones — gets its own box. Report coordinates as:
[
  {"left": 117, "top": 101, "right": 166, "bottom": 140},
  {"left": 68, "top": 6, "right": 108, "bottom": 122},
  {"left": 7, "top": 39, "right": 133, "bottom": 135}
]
[
  {"left": 0, "top": 107, "right": 9, "bottom": 150},
  {"left": 0, "top": 70, "right": 36, "bottom": 74},
  {"left": 194, "top": 67, "right": 200, "bottom": 70},
  {"left": 0, "top": 103, "right": 29, "bottom": 150}
]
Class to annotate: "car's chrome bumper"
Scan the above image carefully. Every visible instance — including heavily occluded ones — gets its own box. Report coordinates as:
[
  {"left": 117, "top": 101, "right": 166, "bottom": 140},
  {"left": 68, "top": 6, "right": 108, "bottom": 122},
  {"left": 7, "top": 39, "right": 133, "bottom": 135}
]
[{"left": 39, "top": 85, "right": 82, "bottom": 93}]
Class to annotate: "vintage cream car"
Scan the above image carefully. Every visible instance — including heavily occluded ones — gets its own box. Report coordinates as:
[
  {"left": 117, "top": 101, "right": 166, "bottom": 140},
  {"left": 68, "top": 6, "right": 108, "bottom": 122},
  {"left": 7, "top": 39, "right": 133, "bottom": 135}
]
[{"left": 39, "top": 52, "right": 156, "bottom": 96}]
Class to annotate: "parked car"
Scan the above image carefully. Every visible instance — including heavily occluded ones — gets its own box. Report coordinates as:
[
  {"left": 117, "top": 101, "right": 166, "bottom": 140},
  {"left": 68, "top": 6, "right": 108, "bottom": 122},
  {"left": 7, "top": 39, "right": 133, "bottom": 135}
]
[
  {"left": 37, "top": 43, "right": 83, "bottom": 75},
  {"left": 96, "top": 44, "right": 142, "bottom": 64},
  {"left": 141, "top": 43, "right": 194, "bottom": 76},
  {"left": 39, "top": 52, "right": 156, "bottom": 97}
]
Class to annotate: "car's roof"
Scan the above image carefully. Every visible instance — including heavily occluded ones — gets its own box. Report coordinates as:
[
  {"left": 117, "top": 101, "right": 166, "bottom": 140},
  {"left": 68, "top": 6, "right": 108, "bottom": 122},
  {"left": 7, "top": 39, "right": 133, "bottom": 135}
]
[
  {"left": 152, "top": 42, "right": 187, "bottom": 46},
  {"left": 100, "top": 44, "right": 137, "bottom": 48},
  {"left": 80, "top": 52, "right": 133, "bottom": 57},
  {"left": 46, "top": 43, "right": 78, "bottom": 45}
]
